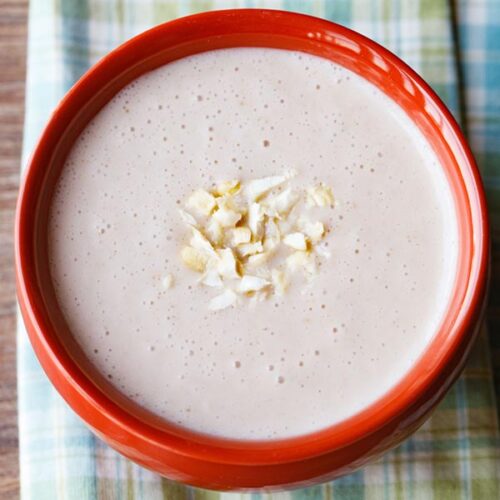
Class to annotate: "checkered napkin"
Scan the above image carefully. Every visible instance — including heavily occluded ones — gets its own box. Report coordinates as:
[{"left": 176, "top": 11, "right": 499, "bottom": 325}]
[{"left": 18, "top": 1, "right": 500, "bottom": 498}]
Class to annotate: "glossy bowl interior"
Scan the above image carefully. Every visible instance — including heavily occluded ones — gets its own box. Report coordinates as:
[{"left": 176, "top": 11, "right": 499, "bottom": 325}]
[{"left": 16, "top": 9, "right": 489, "bottom": 491}]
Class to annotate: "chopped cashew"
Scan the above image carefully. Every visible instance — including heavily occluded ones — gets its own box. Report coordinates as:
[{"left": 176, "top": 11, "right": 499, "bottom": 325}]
[
  {"left": 245, "top": 175, "right": 288, "bottom": 201},
  {"left": 205, "top": 218, "right": 223, "bottom": 245},
  {"left": 215, "top": 179, "right": 240, "bottom": 196},
  {"left": 231, "top": 227, "right": 251, "bottom": 245},
  {"left": 266, "top": 187, "right": 299, "bottom": 216},
  {"left": 299, "top": 218, "right": 325, "bottom": 243},
  {"left": 247, "top": 202, "right": 264, "bottom": 238},
  {"left": 315, "top": 244, "right": 332, "bottom": 259},
  {"left": 213, "top": 206, "right": 242, "bottom": 227},
  {"left": 178, "top": 209, "right": 197, "bottom": 226},
  {"left": 178, "top": 172, "right": 334, "bottom": 309},
  {"left": 208, "top": 289, "right": 238, "bottom": 311},
  {"left": 186, "top": 189, "right": 216, "bottom": 215},
  {"left": 190, "top": 227, "right": 216, "bottom": 257},
  {"left": 306, "top": 183, "right": 334, "bottom": 207},
  {"left": 216, "top": 248, "right": 240, "bottom": 280},
  {"left": 200, "top": 268, "right": 224, "bottom": 288},
  {"left": 245, "top": 252, "right": 270, "bottom": 269},
  {"left": 237, "top": 242, "right": 264, "bottom": 257},
  {"left": 162, "top": 274, "right": 174, "bottom": 289},
  {"left": 238, "top": 275, "right": 271, "bottom": 293},
  {"left": 283, "top": 232, "right": 308, "bottom": 251},
  {"left": 181, "top": 247, "right": 208, "bottom": 273}
]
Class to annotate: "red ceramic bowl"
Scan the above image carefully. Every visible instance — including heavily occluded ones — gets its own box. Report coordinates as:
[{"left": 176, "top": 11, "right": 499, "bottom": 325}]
[{"left": 16, "top": 9, "right": 489, "bottom": 491}]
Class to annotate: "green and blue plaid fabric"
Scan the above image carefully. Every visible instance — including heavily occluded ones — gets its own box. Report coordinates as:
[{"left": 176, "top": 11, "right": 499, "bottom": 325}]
[
  {"left": 18, "top": 1, "right": 500, "bottom": 498},
  {"left": 457, "top": 0, "right": 500, "bottom": 415}
]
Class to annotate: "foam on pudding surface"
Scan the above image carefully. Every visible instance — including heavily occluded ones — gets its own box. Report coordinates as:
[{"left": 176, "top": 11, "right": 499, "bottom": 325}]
[{"left": 48, "top": 48, "right": 458, "bottom": 440}]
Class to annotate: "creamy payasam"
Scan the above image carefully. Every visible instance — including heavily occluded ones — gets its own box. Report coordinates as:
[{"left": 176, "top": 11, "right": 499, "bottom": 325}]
[{"left": 48, "top": 48, "right": 458, "bottom": 440}]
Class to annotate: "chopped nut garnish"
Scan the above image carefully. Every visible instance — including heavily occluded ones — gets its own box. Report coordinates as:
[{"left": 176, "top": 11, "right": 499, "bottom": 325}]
[
  {"left": 246, "top": 252, "right": 270, "bottom": 269},
  {"left": 205, "top": 218, "right": 223, "bottom": 245},
  {"left": 247, "top": 202, "right": 264, "bottom": 238},
  {"left": 245, "top": 175, "right": 288, "bottom": 201},
  {"left": 237, "top": 242, "right": 264, "bottom": 257},
  {"left": 190, "top": 227, "right": 216, "bottom": 257},
  {"left": 215, "top": 179, "right": 240, "bottom": 196},
  {"left": 213, "top": 205, "right": 242, "bottom": 227},
  {"left": 200, "top": 269, "right": 223, "bottom": 288},
  {"left": 231, "top": 227, "right": 251, "bottom": 245},
  {"left": 265, "top": 187, "right": 298, "bottom": 216},
  {"left": 283, "top": 232, "right": 308, "bottom": 251},
  {"left": 300, "top": 219, "right": 325, "bottom": 243},
  {"left": 178, "top": 209, "right": 197, "bottom": 226},
  {"left": 178, "top": 172, "right": 334, "bottom": 309},
  {"left": 315, "top": 244, "right": 332, "bottom": 259},
  {"left": 162, "top": 274, "right": 174, "bottom": 289},
  {"left": 181, "top": 246, "right": 208, "bottom": 273},
  {"left": 208, "top": 289, "right": 238, "bottom": 311},
  {"left": 238, "top": 275, "right": 271, "bottom": 293},
  {"left": 186, "top": 189, "right": 216, "bottom": 216},
  {"left": 306, "top": 183, "right": 334, "bottom": 207},
  {"left": 263, "top": 218, "right": 281, "bottom": 252},
  {"left": 216, "top": 248, "right": 240, "bottom": 280}
]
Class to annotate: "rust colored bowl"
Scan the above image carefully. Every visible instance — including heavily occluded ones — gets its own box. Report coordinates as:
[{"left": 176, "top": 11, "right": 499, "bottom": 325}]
[{"left": 15, "top": 9, "right": 489, "bottom": 491}]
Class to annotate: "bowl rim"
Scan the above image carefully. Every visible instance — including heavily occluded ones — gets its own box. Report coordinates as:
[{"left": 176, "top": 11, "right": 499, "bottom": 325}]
[{"left": 15, "top": 8, "right": 489, "bottom": 467}]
